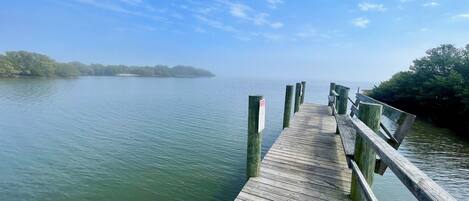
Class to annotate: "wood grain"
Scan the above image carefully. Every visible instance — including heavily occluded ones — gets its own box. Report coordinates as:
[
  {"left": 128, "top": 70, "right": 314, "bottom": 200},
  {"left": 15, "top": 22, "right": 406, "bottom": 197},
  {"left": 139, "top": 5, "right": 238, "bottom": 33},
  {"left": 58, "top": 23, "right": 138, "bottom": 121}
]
[{"left": 235, "top": 104, "right": 352, "bottom": 201}]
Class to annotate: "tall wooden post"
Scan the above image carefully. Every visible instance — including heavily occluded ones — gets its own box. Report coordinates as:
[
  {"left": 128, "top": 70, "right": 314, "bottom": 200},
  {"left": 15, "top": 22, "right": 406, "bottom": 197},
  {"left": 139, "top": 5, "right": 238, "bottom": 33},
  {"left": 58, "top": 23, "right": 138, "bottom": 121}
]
[
  {"left": 338, "top": 87, "right": 350, "bottom": 115},
  {"left": 247, "top": 95, "right": 264, "bottom": 178},
  {"left": 283, "top": 85, "right": 294, "bottom": 129},
  {"left": 328, "top": 83, "right": 336, "bottom": 106},
  {"left": 351, "top": 102, "right": 382, "bottom": 201},
  {"left": 300, "top": 81, "right": 306, "bottom": 104},
  {"left": 334, "top": 85, "right": 341, "bottom": 112},
  {"left": 294, "top": 83, "right": 301, "bottom": 113}
]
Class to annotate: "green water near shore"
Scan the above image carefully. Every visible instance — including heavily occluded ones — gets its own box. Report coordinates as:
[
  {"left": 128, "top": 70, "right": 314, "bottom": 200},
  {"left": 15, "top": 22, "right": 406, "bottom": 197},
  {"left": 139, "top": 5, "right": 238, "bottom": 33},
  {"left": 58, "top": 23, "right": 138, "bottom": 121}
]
[
  {"left": 0, "top": 77, "right": 467, "bottom": 200},
  {"left": 374, "top": 120, "right": 469, "bottom": 201}
]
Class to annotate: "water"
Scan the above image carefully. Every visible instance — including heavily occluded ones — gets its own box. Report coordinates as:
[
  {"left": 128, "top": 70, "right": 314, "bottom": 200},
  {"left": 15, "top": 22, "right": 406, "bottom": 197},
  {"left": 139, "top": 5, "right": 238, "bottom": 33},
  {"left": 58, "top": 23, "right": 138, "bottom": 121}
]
[
  {"left": 374, "top": 120, "right": 469, "bottom": 201},
  {"left": 0, "top": 77, "right": 467, "bottom": 201}
]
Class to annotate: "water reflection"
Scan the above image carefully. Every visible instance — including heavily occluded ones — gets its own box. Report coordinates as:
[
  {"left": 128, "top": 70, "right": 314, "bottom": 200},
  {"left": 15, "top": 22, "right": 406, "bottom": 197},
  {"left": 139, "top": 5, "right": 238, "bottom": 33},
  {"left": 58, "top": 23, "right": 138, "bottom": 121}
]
[
  {"left": 401, "top": 120, "right": 469, "bottom": 199},
  {"left": 0, "top": 78, "right": 59, "bottom": 104},
  {"left": 374, "top": 120, "right": 469, "bottom": 201},
  {"left": 0, "top": 77, "right": 466, "bottom": 201}
]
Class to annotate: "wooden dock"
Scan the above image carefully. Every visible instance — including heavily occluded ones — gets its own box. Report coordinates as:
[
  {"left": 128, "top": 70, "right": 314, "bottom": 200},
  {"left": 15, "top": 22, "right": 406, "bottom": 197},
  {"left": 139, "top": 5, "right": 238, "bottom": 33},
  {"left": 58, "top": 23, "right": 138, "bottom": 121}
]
[
  {"left": 236, "top": 103, "right": 352, "bottom": 201},
  {"left": 237, "top": 82, "right": 455, "bottom": 201}
]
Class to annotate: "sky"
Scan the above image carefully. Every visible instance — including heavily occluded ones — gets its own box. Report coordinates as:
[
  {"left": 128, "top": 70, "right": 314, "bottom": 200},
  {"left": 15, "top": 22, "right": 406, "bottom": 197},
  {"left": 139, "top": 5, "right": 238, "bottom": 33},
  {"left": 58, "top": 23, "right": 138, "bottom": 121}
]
[{"left": 0, "top": 0, "right": 469, "bottom": 81}]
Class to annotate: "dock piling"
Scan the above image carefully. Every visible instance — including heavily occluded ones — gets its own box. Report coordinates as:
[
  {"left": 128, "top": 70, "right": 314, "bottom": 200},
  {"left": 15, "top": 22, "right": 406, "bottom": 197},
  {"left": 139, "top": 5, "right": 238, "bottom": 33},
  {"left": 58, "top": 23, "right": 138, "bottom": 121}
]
[
  {"left": 351, "top": 102, "right": 382, "bottom": 201},
  {"left": 247, "top": 95, "right": 264, "bottom": 178},
  {"left": 334, "top": 85, "right": 341, "bottom": 112},
  {"left": 294, "top": 83, "right": 301, "bottom": 113},
  {"left": 338, "top": 87, "right": 350, "bottom": 115},
  {"left": 328, "top": 82, "right": 336, "bottom": 106},
  {"left": 300, "top": 81, "right": 306, "bottom": 104},
  {"left": 283, "top": 85, "right": 294, "bottom": 129}
]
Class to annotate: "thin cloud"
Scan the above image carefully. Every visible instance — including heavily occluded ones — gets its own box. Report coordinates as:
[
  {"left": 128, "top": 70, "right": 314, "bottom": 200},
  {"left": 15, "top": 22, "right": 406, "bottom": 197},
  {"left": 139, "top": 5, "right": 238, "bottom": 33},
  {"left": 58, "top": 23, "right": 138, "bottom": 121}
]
[
  {"left": 251, "top": 32, "right": 282, "bottom": 41},
  {"left": 230, "top": 3, "right": 249, "bottom": 18},
  {"left": 252, "top": 13, "right": 269, "bottom": 25},
  {"left": 352, "top": 17, "right": 370, "bottom": 28},
  {"left": 266, "top": 0, "right": 284, "bottom": 9},
  {"left": 74, "top": 0, "right": 166, "bottom": 22},
  {"left": 295, "top": 27, "right": 331, "bottom": 40},
  {"left": 452, "top": 13, "right": 469, "bottom": 20},
  {"left": 120, "top": 0, "right": 142, "bottom": 6},
  {"left": 75, "top": 0, "right": 136, "bottom": 14},
  {"left": 270, "top": 22, "right": 284, "bottom": 29},
  {"left": 358, "top": 2, "right": 386, "bottom": 12},
  {"left": 220, "top": 1, "right": 279, "bottom": 28},
  {"left": 423, "top": 2, "right": 439, "bottom": 7},
  {"left": 228, "top": 3, "right": 269, "bottom": 25},
  {"left": 195, "top": 15, "right": 238, "bottom": 32}
]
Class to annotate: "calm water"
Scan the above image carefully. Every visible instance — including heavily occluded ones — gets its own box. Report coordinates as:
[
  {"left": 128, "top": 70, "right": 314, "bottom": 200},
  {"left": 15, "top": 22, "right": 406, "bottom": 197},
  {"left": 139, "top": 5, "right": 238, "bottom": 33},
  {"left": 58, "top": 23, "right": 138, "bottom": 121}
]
[{"left": 0, "top": 77, "right": 467, "bottom": 201}]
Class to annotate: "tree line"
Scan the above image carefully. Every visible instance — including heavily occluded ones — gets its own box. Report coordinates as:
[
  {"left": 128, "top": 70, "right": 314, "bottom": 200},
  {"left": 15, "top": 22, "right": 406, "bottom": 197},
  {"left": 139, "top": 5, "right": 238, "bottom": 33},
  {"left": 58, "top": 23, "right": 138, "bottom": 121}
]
[
  {"left": 0, "top": 51, "right": 214, "bottom": 78},
  {"left": 369, "top": 44, "right": 469, "bottom": 138}
]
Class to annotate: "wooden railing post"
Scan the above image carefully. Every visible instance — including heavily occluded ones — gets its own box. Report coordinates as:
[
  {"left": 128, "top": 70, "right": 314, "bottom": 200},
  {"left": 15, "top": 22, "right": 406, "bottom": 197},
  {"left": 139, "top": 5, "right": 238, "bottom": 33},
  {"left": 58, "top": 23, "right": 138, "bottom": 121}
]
[
  {"left": 283, "top": 85, "right": 294, "bottom": 129},
  {"left": 338, "top": 87, "right": 350, "bottom": 115},
  {"left": 328, "top": 82, "right": 336, "bottom": 106},
  {"left": 334, "top": 85, "right": 341, "bottom": 112},
  {"left": 247, "top": 95, "right": 265, "bottom": 178},
  {"left": 300, "top": 81, "right": 306, "bottom": 104},
  {"left": 294, "top": 82, "right": 301, "bottom": 113},
  {"left": 351, "top": 102, "right": 382, "bottom": 201}
]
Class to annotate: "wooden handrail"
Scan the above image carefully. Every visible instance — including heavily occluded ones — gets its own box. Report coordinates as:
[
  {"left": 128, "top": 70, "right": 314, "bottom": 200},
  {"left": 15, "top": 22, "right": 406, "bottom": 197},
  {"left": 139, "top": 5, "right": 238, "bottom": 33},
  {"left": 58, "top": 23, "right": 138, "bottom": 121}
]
[
  {"left": 331, "top": 90, "right": 339, "bottom": 96},
  {"left": 348, "top": 97, "right": 357, "bottom": 106},
  {"left": 330, "top": 82, "right": 454, "bottom": 200},
  {"left": 350, "top": 160, "right": 378, "bottom": 201},
  {"left": 355, "top": 93, "right": 416, "bottom": 145},
  {"left": 349, "top": 116, "right": 456, "bottom": 201},
  {"left": 352, "top": 103, "right": 397, "bottom": 143},
  {"left": 353, "top": 93, "right": 416, "bottom": 174}
]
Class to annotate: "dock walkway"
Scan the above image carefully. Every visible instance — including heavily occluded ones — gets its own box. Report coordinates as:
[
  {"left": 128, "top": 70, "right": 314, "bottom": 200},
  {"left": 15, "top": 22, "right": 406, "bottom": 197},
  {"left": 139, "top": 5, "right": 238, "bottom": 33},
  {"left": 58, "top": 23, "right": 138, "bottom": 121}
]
[{"left": 236, "top": 103, "right": 352, "bottom": 201}]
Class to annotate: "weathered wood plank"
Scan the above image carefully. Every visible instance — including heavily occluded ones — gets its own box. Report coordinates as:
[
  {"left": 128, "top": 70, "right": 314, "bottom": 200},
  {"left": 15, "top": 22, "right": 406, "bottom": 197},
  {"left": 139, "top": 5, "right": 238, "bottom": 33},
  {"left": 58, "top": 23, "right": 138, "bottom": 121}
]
[
  {"left": 236, "top": 104, "right": 352, "bottom": 201},
  {"left": 355, "top": 93, "right": 416, "bottom": 145},
  {"left": 269, "top": 147, "right": 347, "bottom": 162},
  {"left": 251, "top": 177, "right": 351, "bottom": 200},
  {"left": 335, "top": 115, "right": 356, "bottom": 163},
  {"left": 351, "top": 102, "right": 382, "bottom": 201},
  {"left": 350, "top": 160, "right": 378, "bottom": 201},
  {"left": 353, "top": 93, "right": 417, "bottom": 175},
  {"left": 350, "top": 116, "right": 456, "bottom": 201},
  {"left": 235, "top": 191, "right": 271, "bottom": 201},
  {"left": 266, "top": 150, "right": 349, "bottom": 168},
  {"left": 246, "top": 179, "right": 326, "bottom": 201},
  {"left": 260, "top": 168, "right": 351, "bottom": 192},
  {"left": 260, "top": 161, "right": 352, "bottom": 183}
]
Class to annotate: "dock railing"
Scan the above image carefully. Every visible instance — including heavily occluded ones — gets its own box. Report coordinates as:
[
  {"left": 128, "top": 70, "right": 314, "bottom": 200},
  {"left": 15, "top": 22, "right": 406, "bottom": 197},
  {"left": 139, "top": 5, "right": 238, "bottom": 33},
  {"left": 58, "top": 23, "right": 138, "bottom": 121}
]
[{"left": 329, "top": 83, "right": 456, "bottom": 201}]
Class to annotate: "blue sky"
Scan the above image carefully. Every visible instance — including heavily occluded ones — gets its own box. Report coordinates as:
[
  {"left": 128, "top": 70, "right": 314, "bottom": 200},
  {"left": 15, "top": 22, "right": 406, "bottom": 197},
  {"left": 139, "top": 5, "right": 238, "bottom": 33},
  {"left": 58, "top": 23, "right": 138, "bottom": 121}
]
[{"left": 1, "top": 0, "right": 468, "bottom": 81}]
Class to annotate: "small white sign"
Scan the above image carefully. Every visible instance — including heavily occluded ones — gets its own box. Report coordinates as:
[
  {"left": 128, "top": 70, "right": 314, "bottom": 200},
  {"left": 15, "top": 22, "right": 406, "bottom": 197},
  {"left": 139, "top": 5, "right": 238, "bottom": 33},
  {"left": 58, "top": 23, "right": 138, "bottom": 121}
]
[{"left": 258, "top": 98, "right": 266, "bottom": 133}]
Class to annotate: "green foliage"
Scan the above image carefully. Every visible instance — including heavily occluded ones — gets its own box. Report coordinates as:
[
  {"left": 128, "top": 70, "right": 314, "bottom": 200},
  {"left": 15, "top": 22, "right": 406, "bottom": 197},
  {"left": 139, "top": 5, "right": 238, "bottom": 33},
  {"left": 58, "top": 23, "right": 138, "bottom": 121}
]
[
  {"left": 0, "top": 51, "right": 214, "bottom": 78},
  {"left": 0, "top": 51, "right": 57, "bottom": 77},
  {"left": 55, "top": 63, "right": 80, "bottom": 77},
  {"left": 0, "top": 55, "right": 20, "bottom": 77},
  {"left": 369, "top": 44, "right": 469, "bottom": 137}
]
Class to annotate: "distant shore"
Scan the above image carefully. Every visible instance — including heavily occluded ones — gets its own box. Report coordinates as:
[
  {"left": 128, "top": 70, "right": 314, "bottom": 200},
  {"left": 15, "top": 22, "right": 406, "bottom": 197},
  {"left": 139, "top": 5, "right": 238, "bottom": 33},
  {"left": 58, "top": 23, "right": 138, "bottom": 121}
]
[{"left": 0, "top": 51, "right": 215, "bottom": 78}]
